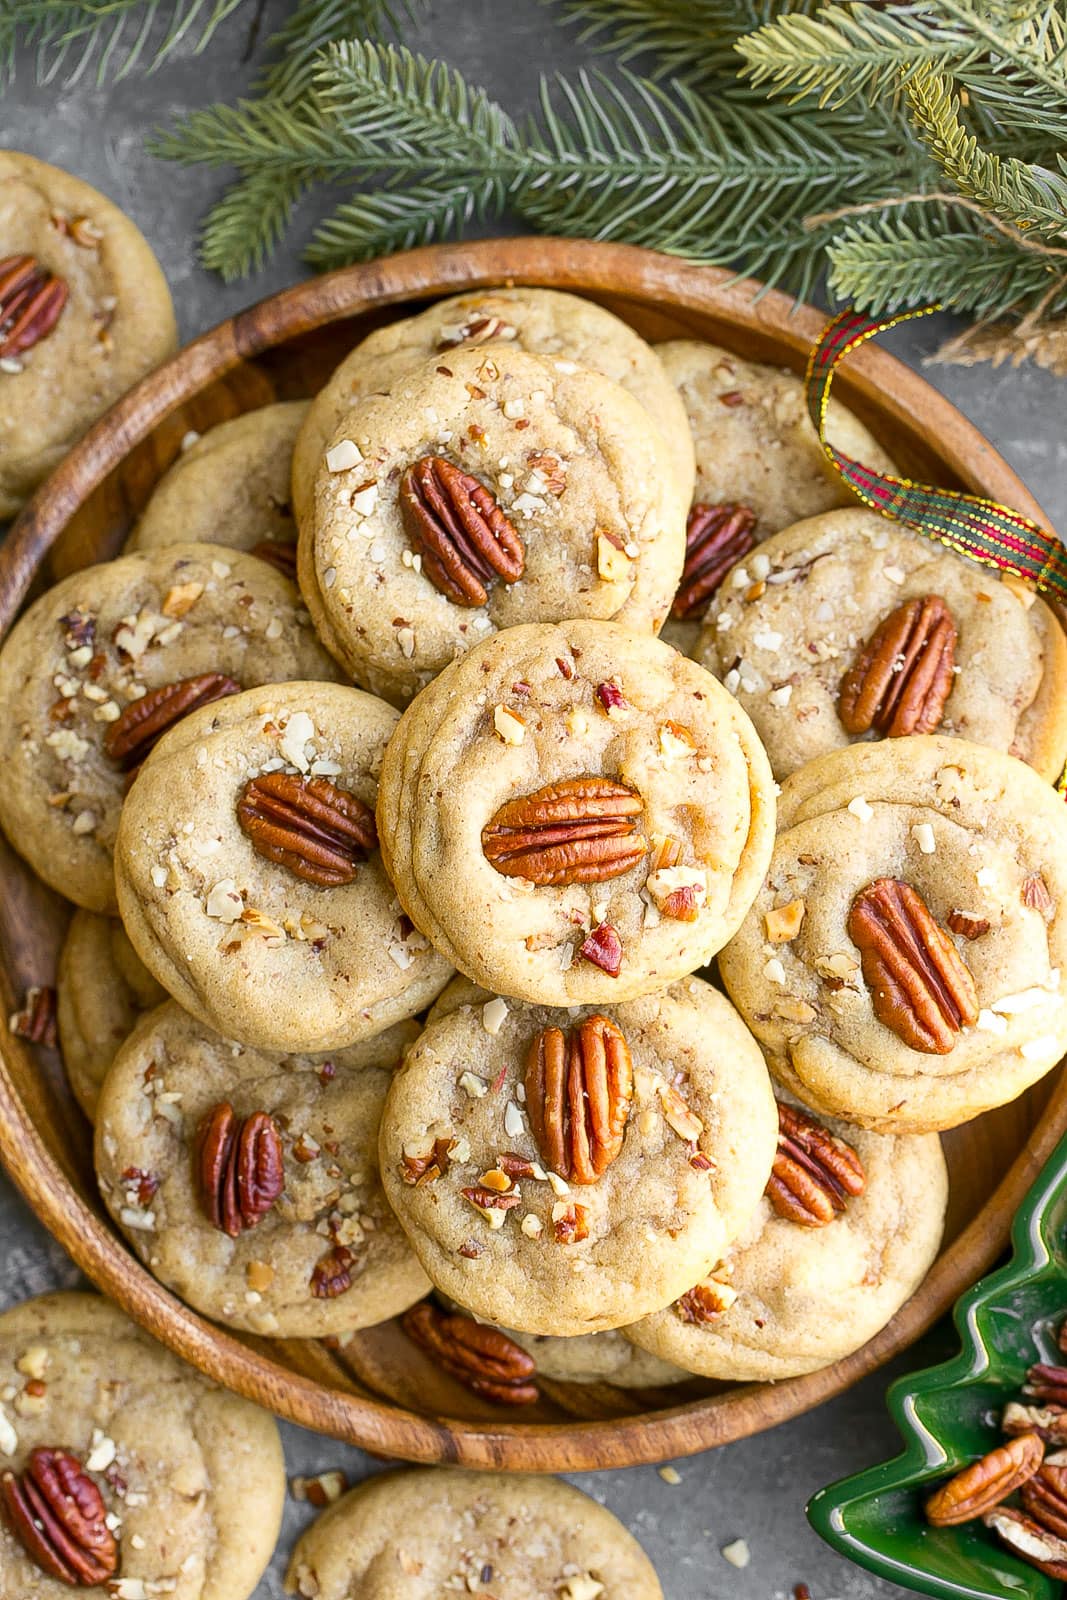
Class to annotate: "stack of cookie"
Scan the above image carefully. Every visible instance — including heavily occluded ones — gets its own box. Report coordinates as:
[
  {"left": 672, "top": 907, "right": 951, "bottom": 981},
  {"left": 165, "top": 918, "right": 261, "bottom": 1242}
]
[{"left": 5, "top": 278, "right": 1067, "bottom": 1429}]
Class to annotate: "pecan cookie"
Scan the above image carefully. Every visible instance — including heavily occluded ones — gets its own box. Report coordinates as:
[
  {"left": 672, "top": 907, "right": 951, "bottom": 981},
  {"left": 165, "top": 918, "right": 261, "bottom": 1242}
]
[
  {"left": 126, "top": 401, "right": 308, "bottom": 569},
  {"left": 291, "top": 285, "right": 694, "bottom": 532},
  {"left": 377, "top": 620, "right": 775, "bottom": 1003},
  {"left": 658, "top": 339, "right": 898, "bottom": 653},
  {"left": 627, "top": 1095, "right": 947, "bottom": 1380},
  {"left": 719, "top": 736, "right": 1067, "bottom": 1132},
  {"left": 0, "top": 151, "right": 177, "bottom": 518},
  {"left": 698, "top": 509, "right": 1067, "bottom": 781},
  {"left": 114, "top": 682, "right": 451, "bottom": 1051},
  {"left": 300, "top": 347, "right": 687, "bottom": 704},
  {"left": 0, "top": 544, "right": 340, "bottom": 912},
  {"left": 379, "top": 975, "right": 776, "bottom": 1336},
  {"left": 57, "top": 910, "right": 166, "bottom": 1120},
  {"left": 0, "top": 1291, "right": 283, "bottom": 1599},
  {"left": 95, "top": 1001, "right": 429, "bottom": 1337},
  {"left": 286, "top": 1468, "right": 663, "bottom": 1599}
]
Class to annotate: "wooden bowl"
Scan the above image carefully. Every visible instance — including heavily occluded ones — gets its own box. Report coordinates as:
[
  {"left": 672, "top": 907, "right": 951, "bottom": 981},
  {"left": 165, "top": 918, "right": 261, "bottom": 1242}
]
[{"left": 1, "top": 237, "right": 1063, "bottom": 1472}]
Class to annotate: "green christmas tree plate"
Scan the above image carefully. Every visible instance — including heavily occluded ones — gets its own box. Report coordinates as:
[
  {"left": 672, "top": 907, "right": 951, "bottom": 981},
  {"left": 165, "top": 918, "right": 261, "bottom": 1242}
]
[{"left": 808, "top": 1130, "right": 1067, "bottom": 1600}]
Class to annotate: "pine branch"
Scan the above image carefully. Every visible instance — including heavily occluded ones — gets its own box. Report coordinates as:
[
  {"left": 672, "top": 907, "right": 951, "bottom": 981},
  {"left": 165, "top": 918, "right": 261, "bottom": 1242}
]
[
  {"left": 198, "top": 168, "right": 312, "bottom": 280},
  {"left": 905, "top": 64, "right": 1067, "bottom": 237},
  {"left": 827, "top": 204, "right": 1067, "bottom": 319},
  {"left": 258, "top": 0, "right": 426, "bottom": 97},
  {"left": 0, "top": 0, "right": 245, "bottom": 85},
  {"left": 305, "top": 178, "right": 503, "bottom": 267}
]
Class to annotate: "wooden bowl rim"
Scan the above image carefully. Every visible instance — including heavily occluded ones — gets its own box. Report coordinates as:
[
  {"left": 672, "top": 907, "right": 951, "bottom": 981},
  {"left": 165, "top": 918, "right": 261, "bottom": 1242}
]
[{"left": 0, "top": 236, "right": 1059, "bottom": 1471}]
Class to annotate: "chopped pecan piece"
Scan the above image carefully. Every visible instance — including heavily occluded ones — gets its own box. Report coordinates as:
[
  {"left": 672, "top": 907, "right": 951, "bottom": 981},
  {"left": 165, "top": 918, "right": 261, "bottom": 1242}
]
[
  {"left": 399, "top": 455, "right": 524, "bottom": 605},
  {"left": 0, "top": 1447, "right": 117, "bottom": 1586},
  {"left": 671, "top": 503, "right": 757, "bottom": 621},
  {"left": 848, "top": 877, "right": 978, "bottom": 1053},
  {"left": 525, "top": 1014, "right": 633, "bottom": 1184},
  {"left": 838, "top": 595, "right": 956, "bottom": 737},
  {"left": 1024, "top": 875, "right": 1055, "bottom": 920},
  {"left": 766, "top": 1102, "right": 865, "bottom": 1226},
  {"left": 402, "top": 1301, "right": 538, "bottom": 1405},
  {"left": 676, "top": 1282, "right": 733, "bottom": 1325},
  {"left": 983, "top": 1506, "right": 1067, "bottom": 1579},
  {"left": 249, "top": 539, "right": 298, "bottom": 580},
  {"left": 9, "top": 985, "right": 57, "bottom": 1047},
  {"left": 925, "top": 1432, "right": 1044, "bottom": 1526},
  {"left": 310, "top": 1244, "right": 355, "bottom": 1298},
  {"left": 553, "top": 1202, "right": 589, "bottom": 1244},
  {"left": 0, "top": 255, "right": 69, "bottom": 361},
  {"left": 401, "top": 1137, "right": 454, "bottom": 1186},
  {"left": 579, "top": 922, "right": 623, "bottom": 976},
  {"left": 238, "top": 772, "right": 377, "bottom": 887},
  {"left": 947, "top": 910, "right": 990, "bottom": 940},
  {"left": 104, "top": 673, "right": 240, "bottom": 772},
  {"left": 194, "top": 1102, "right": 285, "bottom": 1237},
  {"left": 481, "top": 777, "right": 644, "bottom": 885}
]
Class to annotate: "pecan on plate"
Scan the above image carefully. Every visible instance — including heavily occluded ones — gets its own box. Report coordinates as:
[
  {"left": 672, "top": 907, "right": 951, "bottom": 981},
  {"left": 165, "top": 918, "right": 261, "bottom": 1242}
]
[
  {"left": 0, "top": 1447, "right": 117, "bottom": 1586},
  {"left": 194, "top": 1102, "right": 285, "bottom": 1237},
  {"left": 237, "top": 772, "right": 377, "bottom": 887},
  {"left": 925, "top": 1432, "right": 1044, "bottom": 1526},
  {"left": 983, "top": 1507, "right": 1067, "bottom": 1579},
  {"left": 847, "top": 877, "right": 978, "bottom": 1054},
  {"left": 766, "top": 1101, "right": 865, "bottom": 1226},
  {"left": 250, "top": 539, "right": 298, "bottom": 581},
  {"left": 104, "top": 673, "right": 240, "bottom": 772},
  {"left": 838, "top": 595, "right": 956, "bottom": 738},
  {"left": 399, "top": 455, "right": 525, "bottom": 606},
  {"left": 1022, "top": 1459, "right": 1067, "bottom": 1538},
  {"left": 9, "top": 985, "right": 57, "bottom": 1047},
  {"left": 402, "top": 1301, "right": 538, "bottom": 1405},
  {"left": 525, "top": 1014, "right": 633, "bottom": 1183},
  {"left": 671, "top": 503, "right": 757, "bottom": 621},
  {"left": 0, "top": 255, "right": 69, "bottom": 362},
  {"left": 482, "top": 777, "right": 644, "bottom": 886},
  {"left": 1025, "top": 1364, "right": 1067, "bottom": 1405}
]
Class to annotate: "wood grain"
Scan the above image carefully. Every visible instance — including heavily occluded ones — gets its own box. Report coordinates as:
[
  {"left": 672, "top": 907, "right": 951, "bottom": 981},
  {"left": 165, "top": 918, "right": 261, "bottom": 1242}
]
[{"left": 0, "top": 237, "right": 1060, "bottom": 1470}]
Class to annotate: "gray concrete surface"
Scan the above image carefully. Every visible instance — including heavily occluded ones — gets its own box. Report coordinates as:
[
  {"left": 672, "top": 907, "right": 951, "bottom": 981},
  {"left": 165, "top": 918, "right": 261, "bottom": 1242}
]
[{"left": 1, "top": 3, "right": 1064, "bottom": 1595}]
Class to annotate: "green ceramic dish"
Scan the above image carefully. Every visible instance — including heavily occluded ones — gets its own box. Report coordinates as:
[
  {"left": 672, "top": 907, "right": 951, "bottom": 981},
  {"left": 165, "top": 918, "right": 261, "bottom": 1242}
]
[{"left": 809, "top": 1129, "right": 1067, "bottom": 1600}]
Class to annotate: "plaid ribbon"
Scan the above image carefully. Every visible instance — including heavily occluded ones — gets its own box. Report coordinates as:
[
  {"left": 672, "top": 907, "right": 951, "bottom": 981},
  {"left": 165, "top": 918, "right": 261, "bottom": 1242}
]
[{"left": 805, "top": 305, "right": 1067, "bottom": 600}]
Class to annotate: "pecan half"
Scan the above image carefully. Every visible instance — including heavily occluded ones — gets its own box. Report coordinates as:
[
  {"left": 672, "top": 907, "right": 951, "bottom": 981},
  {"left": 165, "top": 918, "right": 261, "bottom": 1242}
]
[
  {"left": 1025, "top": 1364, "right": 1067, "bottom": 1405},
  {"left": 237, "top": 772, "right": 377, "bottom": 887},
  {"left": 925, "top": 1432, "right": 1044, "bottom": 1526},
  {"left": 104, "top": 673, "right": 240, "bottom": 771},
  {"left": 0, "top": 1447, "right": 117, "bottom": 1586},
  {"left": 194, "top": 1102, "right": 285, "bottom": 1237},
  {"left": 525, "top": 1015, "right": 633, "bottom": 1184},
  {"left": 1003, "top": 1402, "right": 1067, "bottom": 1444},
  {"left": 671, "top": 503, "right": 757, "bottom": 621},
  {"left": 0, "top": 255, "right": 69, "bottom": 362},
  {"left": 838, "top": 595, "right": 956, "bottom": 737},
  {"left": 9, "top": 985, "right": 57, "bottom": 1047},
  {"left": 482, "top": 777, "right": 644, "bottom": 885},
  {"left": 250, "top": 539, "right": 298, "bottom": 580},
  {"left": 983, "top": 1506, "right": 1067, "bottom": 1579},
  {"left": 766, "top": 1102, "right": 865, "bottom": 1226},
  {"left": 399, "top": 456, "right": 524, "bottom": 606},
  {"left": 310, "top": 1244, "right": 354, "bottom": 1299},
  {"left": 402, "top": 1301, "right": 538, "bottom": 1405},
  {"left": 848, "top": 877, "right": 978, "bottom": 1053},
  {"left": 1022, "top": 1461, "right": 1067, "bottom": 1538}
]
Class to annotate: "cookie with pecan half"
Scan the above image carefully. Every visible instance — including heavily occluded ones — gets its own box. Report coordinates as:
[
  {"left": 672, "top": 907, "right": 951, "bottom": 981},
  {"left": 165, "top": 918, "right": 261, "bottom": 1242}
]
[
  {"left": 0, "top": 544, "right": 341, "bottom": 912},
  {"left": 95, "top": 1001, "right": 429, "bottom": 1337},
  {"left": 126, "top": 401, "right": 308, "bottom": 566},
  {"left": 56, "top": 909, "right": 166, "bottom": 1121},
  {"left": 299, "top": 345, "right": 686, "bottom": 705},
  {"left": 287, "top": 1468, "right": 663, "bottom": 1600},
  {"left": 719, "top": 736, "right": 1067, "bottom": 1132},
  {"left": 0, "top": 1291, "right": 282, "bottom": 1599},
  {"left": 380, "top": 974, "right": 776, "bottom": 1336},
  {"left": 627, "top": 1094, "right": 947, "bottom": 1381},
  {"left": 291, "top": 284, "right": 694, "bottom": 537},
  {"left": 0, "top": 151, "right": 177, "bottom": 518},
  {"left": 698, "top": 508, "right": 1067, "bottom": 783},
  {"left": 114, "top": 682, "right": 451, "bottom": 1052},
  {"left": 376, "top": 620, "right": 775, "bottom": 1006}
]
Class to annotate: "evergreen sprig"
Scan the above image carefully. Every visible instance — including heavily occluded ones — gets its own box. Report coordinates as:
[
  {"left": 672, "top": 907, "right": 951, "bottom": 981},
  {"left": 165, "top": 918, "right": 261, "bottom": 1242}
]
[{"left": 0, "top": 0, "right": 245, "bottom": 84}]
